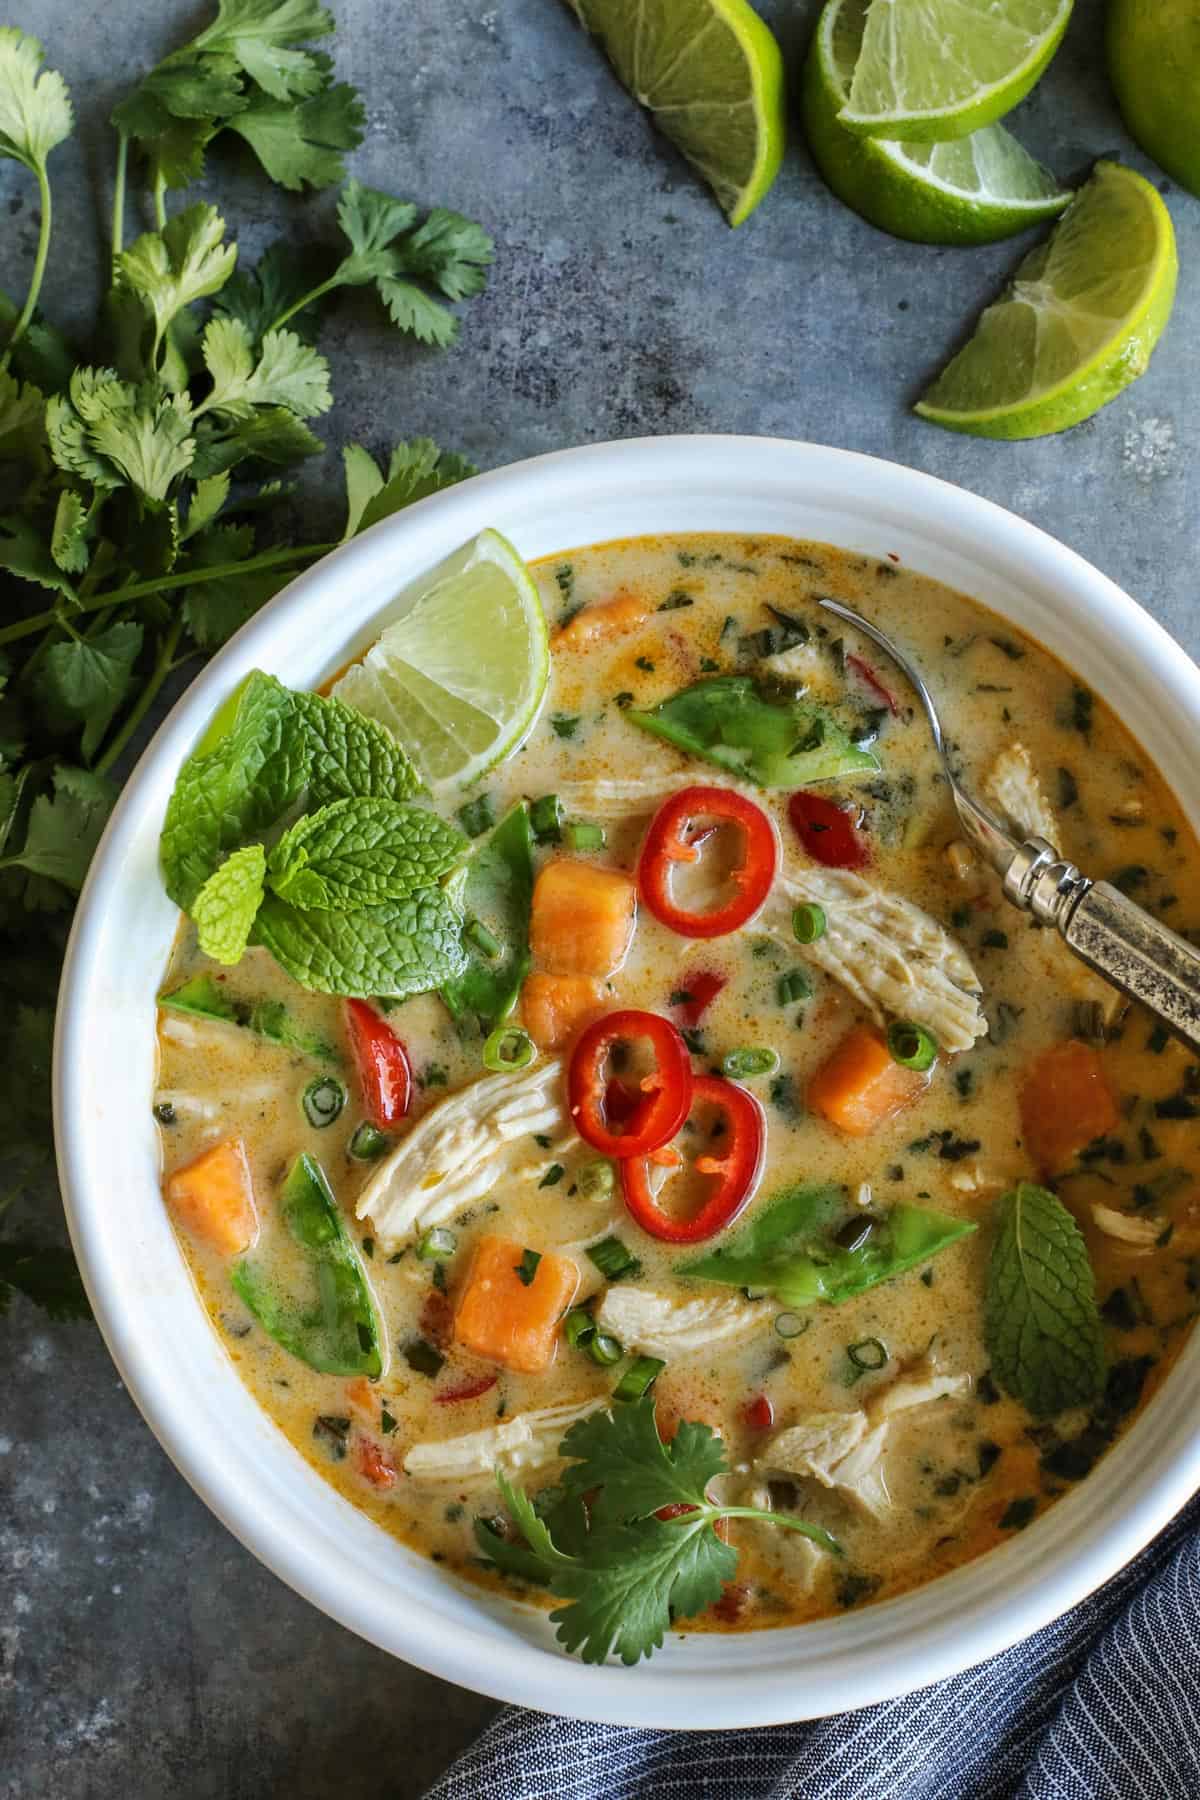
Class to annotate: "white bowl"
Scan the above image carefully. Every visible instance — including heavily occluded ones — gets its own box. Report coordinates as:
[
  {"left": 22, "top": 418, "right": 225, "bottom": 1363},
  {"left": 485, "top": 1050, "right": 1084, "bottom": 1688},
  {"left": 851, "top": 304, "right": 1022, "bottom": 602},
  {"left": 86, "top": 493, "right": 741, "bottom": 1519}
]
[{"left": 55, "top": 436, "right": 1200, "bottom": 1728}]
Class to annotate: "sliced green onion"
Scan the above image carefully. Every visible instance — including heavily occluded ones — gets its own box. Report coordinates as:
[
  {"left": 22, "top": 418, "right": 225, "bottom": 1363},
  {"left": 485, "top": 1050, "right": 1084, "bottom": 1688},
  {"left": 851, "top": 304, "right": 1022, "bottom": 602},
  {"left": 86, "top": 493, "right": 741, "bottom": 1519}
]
[
  {"left": 302, "top": 1075, "right": 346, "bottom": 1128},
  {"left": 577, "top": 1159, "right": 615, "bottom": 1201},
  {"left": 417, "top": 1227, "right": 456, "bottom": 1262},
  {"left": 613, "top": 1355, "right": 666, "bottom": 1402},
  {"left": 564, "top": 820, "right": 606, "bottom": 853},
  {"left": 349, "top": 1121, "right": 390, "bottom": 1160},
  {"left": 848, "top": 1335, "right": 888, "bottom": 1371},
  {"left": 466, "top": 917, "right": 503, "bottom": 959},
  {"left": 457, "top": 793, "right": 496, "bottom": 838},
  {"left": 482, "top": 1024, "right": 535, "bottom": 1072},
  {"left": 588, "top": 1331, "right": 623, "bottom": 1367},
  {"left": 792, "top": 903, "right": 826, "bottom": 945},
  {"left": 775, "top": 1311, "right": 809, "bottom": 1339},
  {"left": 530, "top": 794, "right": 564, "bottom": 843},
  {"left": 777, "top": 969, "right": 812, "bottom": 1006},
  {"left": 887, "top": 1019, "right": 938, "bottom": 1071},
  {"left": 563, "top": 1307, "right": 596, "bottom": 1350},
  {"left": 587, "top": 1235, "right": 639, "bottom": 1281},
  {"left": 722, "top": 1046, "right": 780, "bottom": 1080}
]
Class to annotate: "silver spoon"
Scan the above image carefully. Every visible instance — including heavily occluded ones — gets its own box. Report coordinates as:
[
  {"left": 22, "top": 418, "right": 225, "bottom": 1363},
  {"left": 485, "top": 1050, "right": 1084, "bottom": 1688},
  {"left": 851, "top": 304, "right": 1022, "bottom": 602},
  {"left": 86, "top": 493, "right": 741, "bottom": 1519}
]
[{"left": 819, "top": 595, "right": 1200, "bottom": 1053}]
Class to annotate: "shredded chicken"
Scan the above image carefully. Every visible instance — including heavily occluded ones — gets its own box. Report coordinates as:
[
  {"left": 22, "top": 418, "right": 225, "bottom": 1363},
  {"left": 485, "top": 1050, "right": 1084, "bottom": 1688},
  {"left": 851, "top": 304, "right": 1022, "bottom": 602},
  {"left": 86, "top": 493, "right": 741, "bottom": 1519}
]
[
  {"left": 553, "top": 770, "right": 756, "bottom": 818},
  {"left": 403, "top": 1399, "right": 604, "bottom": 1483},
  {"left": 984, "top": 743, "right": 1058, "bottom": 845},
  {"left": 761, "top": 640, "right": 832, "bottom": 691},
  {"left": 594, "top": 1286, "right": 762, "bottom": 1358},
  {"left": 768, "top": 868, "right": 987, "bottom": 1052},
  {"left": 1091, "top": 1203, "right": 1163, "bottom": 1249},
  {"left": 355, "top": 1061, "right": 565, "bottom": 1250},
  {"left": 759, "top": 1368, "right": 971, "bottom": 1518}
]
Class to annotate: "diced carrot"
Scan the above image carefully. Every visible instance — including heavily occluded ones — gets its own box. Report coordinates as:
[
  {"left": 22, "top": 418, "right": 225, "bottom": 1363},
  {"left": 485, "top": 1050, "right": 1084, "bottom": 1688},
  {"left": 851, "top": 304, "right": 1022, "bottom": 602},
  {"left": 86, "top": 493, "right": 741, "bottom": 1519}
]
[
  {"left": 354, "top": 1435, "right": 396, "bottom": 1489},
  {"left": 521, "top": 971, "right": 608, "bottom": 1050},
  {"left": 808, "top": 1025, "right": 930, "bottom": 1137},
  {"left": 1019, "top": 1038, "right": 1120, "bottom": 1176},
  {"left": 529, "top": 858, "right": 636, "bottom": 979},
  {"left": 453, "top": 1234, "right": 579, "bottom": 1374},
  {"left": 165, "top": 1136, "right": 258, "bottom": 1256},
  {"left": 345, "top": 1377, "right": 378, "bottom": 1425},
  {"left": 555, "top": 591, "right": 649, "bottom": 652}
]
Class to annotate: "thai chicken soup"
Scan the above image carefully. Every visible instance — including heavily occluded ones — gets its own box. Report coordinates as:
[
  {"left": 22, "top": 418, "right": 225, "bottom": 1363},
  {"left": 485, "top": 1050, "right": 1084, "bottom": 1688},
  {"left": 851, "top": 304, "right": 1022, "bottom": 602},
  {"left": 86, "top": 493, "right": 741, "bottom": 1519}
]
[{"left": 153, "top": 532, "right": 1200, "bottom": 1662}]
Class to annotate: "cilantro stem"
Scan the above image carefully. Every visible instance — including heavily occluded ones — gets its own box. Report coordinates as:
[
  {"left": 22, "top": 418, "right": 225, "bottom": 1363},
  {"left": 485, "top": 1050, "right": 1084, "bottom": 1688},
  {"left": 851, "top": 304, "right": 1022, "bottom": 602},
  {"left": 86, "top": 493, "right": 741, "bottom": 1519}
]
[
  {"left": 1, "top": 164, "right": 53, "bottom": 372},
  {"left": 111, "top": 132, "right": 128, "bottom": 272},
  {"left": 93, "top": 616, "right": 183, "bottom": 776},
  {"left": 267, "top": 276, "right": 343, "bottom": 336},
  {"left": 152, "top": 166, "right": 167, "bottom": 232},
  {"left": 663, "top": 1504, "right": 843, "bottom": 1557},
  {"left": 0, "top": 542, "right": 339, "bottom": 648}
]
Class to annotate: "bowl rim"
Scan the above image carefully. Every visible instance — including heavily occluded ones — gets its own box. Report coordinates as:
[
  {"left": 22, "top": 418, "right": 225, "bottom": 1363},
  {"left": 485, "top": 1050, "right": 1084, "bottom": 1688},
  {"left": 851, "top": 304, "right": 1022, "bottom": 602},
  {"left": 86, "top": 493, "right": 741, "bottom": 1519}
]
[{"left": 53, "top": 433, "right": 1200, "bottom": 1728}]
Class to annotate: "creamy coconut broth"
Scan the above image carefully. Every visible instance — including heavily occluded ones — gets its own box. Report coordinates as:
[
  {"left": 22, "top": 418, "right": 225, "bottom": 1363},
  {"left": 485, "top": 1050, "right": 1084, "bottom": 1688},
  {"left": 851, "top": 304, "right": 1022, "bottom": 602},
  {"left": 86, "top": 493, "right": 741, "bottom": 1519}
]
[{"left": 154, "top": 533, "right": 1200, "bottom": 1640}]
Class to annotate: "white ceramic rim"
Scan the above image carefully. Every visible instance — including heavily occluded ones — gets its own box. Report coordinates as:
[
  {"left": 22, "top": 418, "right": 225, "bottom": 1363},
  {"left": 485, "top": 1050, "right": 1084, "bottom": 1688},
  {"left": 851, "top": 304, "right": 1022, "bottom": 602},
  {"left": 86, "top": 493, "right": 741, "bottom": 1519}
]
[{"left": 54, "top": 435, "right": 1200, "bottom": 1729}]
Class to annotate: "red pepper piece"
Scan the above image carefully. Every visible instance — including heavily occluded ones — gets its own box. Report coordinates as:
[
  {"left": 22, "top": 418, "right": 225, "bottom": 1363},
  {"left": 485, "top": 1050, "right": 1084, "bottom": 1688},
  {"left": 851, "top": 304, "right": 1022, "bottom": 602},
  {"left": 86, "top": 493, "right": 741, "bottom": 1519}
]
[
  {"left": 639, "top": 785, "right": 777, "bottom": 940},
  {"left": 345, "top": 998, "right": 412, "bottom": 1127},
  {"left": 433, "top": 1372, "right": 499, "bottom": 1406},
  {"left": 621, "top": 1074, "right": 765, "bottom": 1244},
  {"left": 655, "top": 1501, "right": 699, "bottom": 1521},
  {"left": 742, "top": 1393, "right": 775, "bottom": 1432},
  {"left": 354, "top": 1436, "right": 396, "bottom": 1489},
  {"left": 788, "top": 791, "right": 871, "bottom": 870},
  {"left": 568, "top": 1009, "right": 694, "bottom": 1158},
  {"left": 846, "top": 652, "right": 900, "bottom": 716},
  {"left": 673, "top": 970, "right": 726, "bottom": 1026}
]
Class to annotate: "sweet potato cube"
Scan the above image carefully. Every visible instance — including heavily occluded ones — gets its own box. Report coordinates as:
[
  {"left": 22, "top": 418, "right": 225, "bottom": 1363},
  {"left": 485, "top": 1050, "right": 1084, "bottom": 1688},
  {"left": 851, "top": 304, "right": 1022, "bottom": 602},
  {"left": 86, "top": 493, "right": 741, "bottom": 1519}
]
[
  {"left": 554, "top": 591, "right": 649, "bottom": 651},
  {"left": 165, "top": 1137, "right": 258, "bottom": 1256},
  {"left": 530, "top": 858, "right": 636, "bottom": 979},
  {"left": 453, "top": 1234, "right": 578, "bottom": 1374},
  {"left": 1019, "top": 1038, "right": 1120, "bottom": 1175},
  {"left": 521, "top": 972, "right": 608, "bottom": 1051},
  {"left": 808, "top": 1025, "right": 930, "bottom": 1137}
]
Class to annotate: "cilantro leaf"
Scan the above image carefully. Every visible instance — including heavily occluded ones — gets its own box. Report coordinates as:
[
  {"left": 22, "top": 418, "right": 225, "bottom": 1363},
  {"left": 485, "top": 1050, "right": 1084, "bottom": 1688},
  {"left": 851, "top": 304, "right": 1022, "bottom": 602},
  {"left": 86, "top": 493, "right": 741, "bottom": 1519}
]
[
  {"left": 558, "top": 1396, "right": 727, "bottom": 1521},
  {"left": 266, "top": 797, "right": 466, "bottom": 910},
  {"left": 335, "top": 181, "right": 419, "bottom": 279},
  {"left": 0, "top": 28, "right": 73, "bottom": 175},
  {"left": 0, "top": 1241, "right": 90, "bottom": 1321},
  {"left": 117, "top": 204, "right": 238, "bottom": 354},
  {"left": 198, "top": 317, "right": 331, "bottom": 419},
  {"left": 0, "top": 369, "right": 47, "bottom": 458},
  {"left": 0, "top": 289, "right": 74, "bottom": 392},
  {"left": 49, "top": 489, "right": 89, "bottom": 574},
  {"left": 181, "top": 558, "right": 291, "bottom": 649},
  {"left": 1, "top": 766, "right": 114, "bottom": 892},
  {"left": 551, "top": 1514, "right": 735, "bottom": 1665},
  {"left": 0, "top": 512, "right": 77, "bottom": 597},
  {"left": 213, "top": 239, "right": 331, "bottom": 346},
  {"left": 340, "top": 437, "right": 477, "bottom": 538},
  {"left": 34, "top": 621, "right": 144, "bottom": 761},
  {"left": 192, "top": 841, "right": 266, "bottom": 962},
  {"left": 86, "top": 388, "right": 195, "bottom": 503},
  {"left": 252, "top": 884, "right": 466, "bottom": 998},
  {"left": 985, "top": 1181, "right": 1106, "bottom": 1417},
  {"left": 189, "top": 406, "right": 323, "bottom": 479},
  {"left": 191, "top": 0, "right": 336, "bottom": 103},
  {"left": 226, "top": 80, "right": 364, "bottom": 191},
  {"left": 182, "top": 471, "right": 230, "bottom": 540},
  {"left": 393, "top": 207, "right": 494, "bottom": 302}
]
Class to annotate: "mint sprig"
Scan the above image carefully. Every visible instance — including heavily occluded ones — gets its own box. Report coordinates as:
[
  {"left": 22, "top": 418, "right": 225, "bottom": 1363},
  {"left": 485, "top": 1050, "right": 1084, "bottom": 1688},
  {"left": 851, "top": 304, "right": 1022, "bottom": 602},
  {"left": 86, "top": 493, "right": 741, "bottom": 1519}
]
[{"left": 984, "top": 1181, "right": 1106, "bottom": 1417}]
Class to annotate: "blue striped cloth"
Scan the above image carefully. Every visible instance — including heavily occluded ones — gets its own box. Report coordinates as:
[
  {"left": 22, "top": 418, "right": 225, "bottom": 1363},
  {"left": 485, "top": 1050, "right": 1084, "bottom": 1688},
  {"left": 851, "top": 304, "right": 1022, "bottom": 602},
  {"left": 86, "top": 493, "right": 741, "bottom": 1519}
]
[{"left": 427, "top": 1495, "right": 1200, "bottom": 1800}]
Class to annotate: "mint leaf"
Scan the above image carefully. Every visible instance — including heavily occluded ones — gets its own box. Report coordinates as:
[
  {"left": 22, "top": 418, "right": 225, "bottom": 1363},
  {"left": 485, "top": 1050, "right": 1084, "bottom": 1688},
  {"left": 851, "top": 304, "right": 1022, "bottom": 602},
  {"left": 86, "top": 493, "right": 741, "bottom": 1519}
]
[
  {"left": 192, "top": 841, "right": 265, "bottom": 963},
  {"left": 267, "top": 797, "right": 464, "bottom": 910},
  {"left": 198, "top": 317, "right": 331, "bottom": 419},
  {"left": 1, "top": 766, "right": 113, "bottom": 892},
  {"left": 296, "top": 689, "right": 421, "bottom": 805},
  {"left": 160, "top": 670, "right": 308, "bottom": 907},
  {"left": 985, "top": 1181, "right": 1106, "bottom": 1417},
  {"left": 34, "top": 621, "right": 143, "bottom": 761},
  {"left": 0, "top": 28, "right": 73, "bottom": 175},
  {"left": 252, "top": 885, "right": 466, "bottom": 997}
]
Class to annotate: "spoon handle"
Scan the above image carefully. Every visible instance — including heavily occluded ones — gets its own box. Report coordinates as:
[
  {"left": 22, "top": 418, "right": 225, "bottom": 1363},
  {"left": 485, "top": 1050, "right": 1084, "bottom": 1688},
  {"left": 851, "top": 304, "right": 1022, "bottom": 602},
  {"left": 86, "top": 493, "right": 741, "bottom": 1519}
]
[{"left": 1062, "top": 882, "right": 1200, "bottom": 1052}]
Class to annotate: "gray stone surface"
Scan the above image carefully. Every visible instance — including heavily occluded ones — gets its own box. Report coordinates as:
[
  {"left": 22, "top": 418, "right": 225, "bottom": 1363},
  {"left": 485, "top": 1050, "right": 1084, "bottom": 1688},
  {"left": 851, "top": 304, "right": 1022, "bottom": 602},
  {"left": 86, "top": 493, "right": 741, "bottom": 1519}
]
[{"left": 2, "top": 0, "right": 1197, "bottom": 1794}]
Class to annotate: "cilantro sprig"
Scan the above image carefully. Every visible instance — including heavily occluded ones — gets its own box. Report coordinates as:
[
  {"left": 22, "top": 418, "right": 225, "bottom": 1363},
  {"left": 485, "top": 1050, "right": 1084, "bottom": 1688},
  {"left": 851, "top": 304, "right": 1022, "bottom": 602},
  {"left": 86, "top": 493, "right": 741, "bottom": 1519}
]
[
  {"left": 0, "top": 10, "right": 489, "bottom": 1313},
  {"left": 476, "top": 1399, "right": 841, "bottom": 1665}
]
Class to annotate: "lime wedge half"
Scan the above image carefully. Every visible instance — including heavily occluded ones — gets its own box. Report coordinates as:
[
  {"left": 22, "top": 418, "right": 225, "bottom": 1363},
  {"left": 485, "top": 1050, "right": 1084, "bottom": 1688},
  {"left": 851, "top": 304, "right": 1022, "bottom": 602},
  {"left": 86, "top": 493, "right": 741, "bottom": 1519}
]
[
  {"left": 916, "top": 161, "right": 1177, "bottom": 439},
  {"left": 803, "top": 0, "right": 1071, "bottom": 244},
  {"left": 330, "top": 530, "right": 549, "bottom": 791},
  {"left": 839, "top": 0, "right": 1074, "bottom": 142},
  {"left": 565, "top": 0, "right": 786, "bottom": 225}
]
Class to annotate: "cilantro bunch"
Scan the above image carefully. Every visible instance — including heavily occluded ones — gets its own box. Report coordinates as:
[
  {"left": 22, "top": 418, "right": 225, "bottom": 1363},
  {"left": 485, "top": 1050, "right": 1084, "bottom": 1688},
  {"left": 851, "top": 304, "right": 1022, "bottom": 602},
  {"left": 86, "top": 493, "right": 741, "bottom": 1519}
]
[
  {"left": 477, "top": 1399, "right": 840, "bottom": 1665},
  {"left": 0, "top": 9, "right": 493, "bottom": 1317}
]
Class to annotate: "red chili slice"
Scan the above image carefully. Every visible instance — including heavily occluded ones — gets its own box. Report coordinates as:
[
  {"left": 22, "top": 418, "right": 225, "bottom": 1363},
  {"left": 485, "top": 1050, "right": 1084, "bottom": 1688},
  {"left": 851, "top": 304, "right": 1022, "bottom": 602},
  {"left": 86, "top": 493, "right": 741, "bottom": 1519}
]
[
  {"left": 345, "top": 998, "right": 412, "bottom": 1127},
  {"left": 673, "top": 969, "right": 726, "bottom": 1026},
  {"left": 742, "top": 1393, "right": 775, "bottom": 1432},
  {"left": 433, "top": 1373, "right": 498, "bottom": 1406},
  {"left": 788, "top": 791, "right": 871, "bottom": 870},
  {"left": 846, "top": 652, "right": 900, "bottom": 716},
  {"left": 639, "top": 785, "right": 777, "bottom": 940},
  {"left": 620, "top": 1074, "right": 766, "bottom": 1244},
  {"left": 568, "top": 1009, "right": 694, "bottom": 1158}
]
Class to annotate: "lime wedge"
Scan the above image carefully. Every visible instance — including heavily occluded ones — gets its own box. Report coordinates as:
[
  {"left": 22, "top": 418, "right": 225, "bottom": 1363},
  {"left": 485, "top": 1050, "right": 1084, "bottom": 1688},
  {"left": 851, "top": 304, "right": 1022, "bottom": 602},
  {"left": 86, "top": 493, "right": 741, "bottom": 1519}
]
[
  {"left": 1108, "top": 0, "right": 1200, "bottom": 200},
  {"left": 330, "top": 529, "right": 549, "bottom": 791},
  {"left": 916, "top": 162, "right": 1177, "bottom": 439},
  {"left": 565, "top": 0, "right": 786, "bottom": 226},
  {"left": 803, "top": 0, "right": 1071, "bottom": 244},
  {"left": 838, "top": 0, "right": 1074, "bottom": 142}
]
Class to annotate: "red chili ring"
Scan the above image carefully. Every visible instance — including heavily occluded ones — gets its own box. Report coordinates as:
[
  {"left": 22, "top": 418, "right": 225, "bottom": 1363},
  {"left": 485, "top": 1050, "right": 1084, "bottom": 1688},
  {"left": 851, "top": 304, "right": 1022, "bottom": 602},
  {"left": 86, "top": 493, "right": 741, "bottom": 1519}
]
[
  {"left": 787, "top": 790, "right": 871, "bottom": 870},
  {"left": 620, "top": 1074, "right": 766, "bottom": 1245},
  {"left": 567, "top": 1009, "right": 694, "bottom": 1159},
  {"left": 638, "top": 785, "right": 778, "bottom": 940},
  {"left": 345, "top": 998, "right": 412, "bottom": 1127}
]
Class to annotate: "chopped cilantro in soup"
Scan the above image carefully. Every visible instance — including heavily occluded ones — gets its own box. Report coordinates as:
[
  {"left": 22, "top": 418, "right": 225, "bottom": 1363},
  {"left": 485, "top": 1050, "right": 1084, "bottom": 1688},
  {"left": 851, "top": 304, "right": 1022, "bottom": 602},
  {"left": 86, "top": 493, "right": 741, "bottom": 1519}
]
[{"left": 153, "top": 533, "right": 1200, "bottom": 1663}]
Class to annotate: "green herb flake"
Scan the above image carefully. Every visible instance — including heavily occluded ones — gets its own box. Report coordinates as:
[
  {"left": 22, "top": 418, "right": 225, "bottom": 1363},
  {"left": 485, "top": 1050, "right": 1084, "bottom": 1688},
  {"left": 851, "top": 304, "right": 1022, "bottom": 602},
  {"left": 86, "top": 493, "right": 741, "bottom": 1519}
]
[{"left": 515, "top": 1248, "right": 542, "bottom": 1286}]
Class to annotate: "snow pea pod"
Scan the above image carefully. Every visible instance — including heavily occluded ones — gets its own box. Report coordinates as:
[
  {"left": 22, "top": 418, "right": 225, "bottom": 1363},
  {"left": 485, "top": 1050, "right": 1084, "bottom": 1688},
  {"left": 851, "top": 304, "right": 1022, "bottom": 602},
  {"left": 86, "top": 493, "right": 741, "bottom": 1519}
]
[
  {"left": 158, "top": 973, "right": 339, "bottom": 1063},
  {"left": 627, "top": 676, "right": 879, "bottom": 788}
]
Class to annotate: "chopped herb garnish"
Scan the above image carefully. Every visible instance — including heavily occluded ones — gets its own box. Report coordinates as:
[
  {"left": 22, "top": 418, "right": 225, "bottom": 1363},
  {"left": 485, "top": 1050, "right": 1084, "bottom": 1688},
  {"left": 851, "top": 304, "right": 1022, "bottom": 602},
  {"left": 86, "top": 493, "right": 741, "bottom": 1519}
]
[
  {"left": 538, "top": 1163, "right": 565, "bottom": 1189},
  {"left": 515, "top": 1248, "right": 542, "bottom": 1286},
  {"left": 634, "top": 656, "right": 656, "bottom": 673},
  {"left": 313, "top": 1415, "right": 351, "bottom": 1461},
  {"left": 1070, "top": 686, "right": 1094, "bottom": 737},
  {"left": 402, "top": 1338, "right": 445, "bottom": 1378},
  {"left": 551, "top": 713, "right": 581, "bottom": 741},
  {"left": 457, "top": 794, "right": 496, "bottom": 839},
  {"left": 587, "top": 1236, "right": 640, "bottom": 1282},
  {"left": 981, "top": 929, "right": 1008, "bottom": 950},
  {"left": 699, "top": 657, "right": 721, "bottom": 673},
  {"left": 1057, "top": 767, "right": 1079, "bottom": 809},
  {"left": 989, "top": 637, "right": 1025, "bottom": 661},
  {"left": 380, "top": 1409, "right": 398, "bottom": 1435},
  {"left": 614, "top": 691, "right": 635, "bottom": 709},
  {"left": 1112, "top": 864, "right": 1149, "bottom": 895},
  {"left": 999, "top": 1496, "right": 1037, "bottom": 1531},
  {"left": 658, "top": 590, "right": 694, "bottom": 611}
]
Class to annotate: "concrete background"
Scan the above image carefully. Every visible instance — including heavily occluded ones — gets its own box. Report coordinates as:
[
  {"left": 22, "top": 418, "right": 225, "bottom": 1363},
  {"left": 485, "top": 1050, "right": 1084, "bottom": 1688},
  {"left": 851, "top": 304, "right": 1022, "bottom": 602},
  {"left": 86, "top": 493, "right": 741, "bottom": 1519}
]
[{"left": 2, "top": 0, "right": 1197, "bottom": 1794}]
